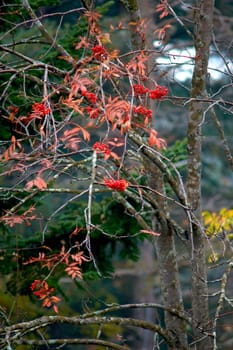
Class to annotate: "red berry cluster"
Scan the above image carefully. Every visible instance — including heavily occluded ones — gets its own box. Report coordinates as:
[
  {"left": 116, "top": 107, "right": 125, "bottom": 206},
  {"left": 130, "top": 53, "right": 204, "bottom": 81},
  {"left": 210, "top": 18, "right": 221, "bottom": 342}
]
[
  {"left": 82, "top": 91, "right": 98, "bottom": 104},
  {"left": 91, "top": 45, "right": 107, "bottom": 60},
  {"left": 132, "top": 84, "right": 168, "bottom": 99},
  {"left": 93, "top": 142, "right": 111, "bottom": 157},
  {"left": 149, "top": 86, "right": 168, "bottom": 99},
  {"left": 104, "top": 178, "right": 128, "bottom": 191}
]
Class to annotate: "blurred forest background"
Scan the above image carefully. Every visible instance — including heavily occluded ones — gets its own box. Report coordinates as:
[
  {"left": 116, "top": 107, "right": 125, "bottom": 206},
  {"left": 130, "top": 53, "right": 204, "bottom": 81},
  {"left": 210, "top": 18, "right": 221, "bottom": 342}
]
[{"left": 0, "top": 0, "right": 233, "bottom": 349}]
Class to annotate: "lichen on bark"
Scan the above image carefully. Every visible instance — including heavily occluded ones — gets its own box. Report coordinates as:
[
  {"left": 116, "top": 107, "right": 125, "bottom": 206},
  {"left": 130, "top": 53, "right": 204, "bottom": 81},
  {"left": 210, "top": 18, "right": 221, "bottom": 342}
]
[{"left": 187, "top": 0, "right": 215, "bottom": 348}]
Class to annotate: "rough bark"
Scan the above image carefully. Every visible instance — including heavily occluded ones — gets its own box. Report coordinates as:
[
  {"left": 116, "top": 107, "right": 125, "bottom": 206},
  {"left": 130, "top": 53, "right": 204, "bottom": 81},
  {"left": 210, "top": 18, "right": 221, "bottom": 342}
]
[
  {"left": 146, "top": 161, "right": 188, "bottom": 350},
  {"left": 123, "top": 1, "right": 188, "bottom": 348},
  {"left": 131, "top": 241, "right": 158, "bottom": 350},
  {"left": 187, "top": 0, "right": 214, "bottom": 348},
  {"left": 120, "top": 2, "right": 158, "bottom": 348}
]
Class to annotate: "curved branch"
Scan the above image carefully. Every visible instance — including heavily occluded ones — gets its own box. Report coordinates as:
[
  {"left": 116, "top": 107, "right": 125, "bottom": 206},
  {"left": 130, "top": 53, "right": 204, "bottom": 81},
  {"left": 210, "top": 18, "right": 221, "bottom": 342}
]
[
  {"left": 128, "top": 130, "right": 189, "bottom": 208},
  {"left": 17, "top": 338, "right": 130, "bottom": 350},
  {"left": 0, "top": 45, "right": 67, "bottom": 76},
  {"left": 1, "top": 315, "right": 174, "bottom": 347},
  {"left": 81, "top": 302, "right": 191, "bottom": 324}
]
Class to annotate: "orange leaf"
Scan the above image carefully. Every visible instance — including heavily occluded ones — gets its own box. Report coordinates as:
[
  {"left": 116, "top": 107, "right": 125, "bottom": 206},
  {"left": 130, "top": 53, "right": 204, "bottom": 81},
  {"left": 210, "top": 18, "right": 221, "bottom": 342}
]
[
  {"left": 42, "top": 298, "right": 52, "bottom": 308},
  {"left": 110, "top": 151, "right": 119, "bottom": 160},
  {"left": 34, "top": 176, "right": 47, "bottom": 189},
  {"left": 1, "top": 135, "right": 23, "bottom": 161},
  {"left": 61, "top": 125, "right": 90, "bottom": 142},
  {"left": 71, "top": 251, "right": 89, "bottom": 264},
  {"left": 53, "top": 304, "right": 59, "bottom": 314},
  {"left": 8, "top": 106, "right": 19, "bottom": 121},
  {"left": 148, "top": 129, "right": 158, "bottom": 147},
  {"left": 155, "top": 1, "right": 169, "bottom": 19},
  {"left": 79, "top": 125, "right": 90, "bottom": 141},
  {"left": 69, "top": 75, "right": 93, "bottom": 98},
  {"left": 62, "top": 98, "right": 84, "bottom": 114},
  {"left": 26, "top": 176, "right": 47, "bottom": 190},
  {"left": 65, "top": 264, "right": 83, "bottom": 279},
  {"left": 63, "top": 127, "right": 81, "bottom": 138}
]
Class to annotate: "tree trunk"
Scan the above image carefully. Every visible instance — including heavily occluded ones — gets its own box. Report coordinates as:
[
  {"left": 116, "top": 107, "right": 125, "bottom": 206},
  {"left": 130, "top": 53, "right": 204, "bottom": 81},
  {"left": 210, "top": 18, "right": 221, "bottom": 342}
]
[
  {"left": 187, "top": 0, "right": 214, "bottom": 348},
  {"left": 146, "top": 161, "right": 188, "bottom": 350},
  {"left": 123, "top": 1, "right": 188, "bottom": 348},
  {"left": 132, "top": 240, "right": 158, "bottom": 350}
]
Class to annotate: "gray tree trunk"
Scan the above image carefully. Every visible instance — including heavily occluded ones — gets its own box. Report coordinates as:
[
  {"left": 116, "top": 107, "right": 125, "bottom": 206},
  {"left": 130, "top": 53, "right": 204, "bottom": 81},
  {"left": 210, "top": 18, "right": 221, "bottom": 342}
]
[
  {"left": 187, "top": 0, "right": 214, "bottom": 348},
  {"left": 146, "top": 162, "right": 188, "bottom": 350},
  {"left": 123, "top": 1, "right": 188, "bottom": 348}
]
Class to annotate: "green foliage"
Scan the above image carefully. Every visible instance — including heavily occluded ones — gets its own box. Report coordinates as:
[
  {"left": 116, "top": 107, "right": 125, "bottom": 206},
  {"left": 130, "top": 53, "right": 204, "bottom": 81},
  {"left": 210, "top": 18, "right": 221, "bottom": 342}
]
[
  {"left": 0, "top": 0, "right": 59, "bottom": 32},
  {"left": 162, "top": 138, "right": 187, "bottom": 170},
  {"left": 30, "top": 0, "right": 60, "bottom": 8},
  {"left": 48, "top": 198, "right": 143, "bottom": 276},
  {"left": 0, "top": 196, "right": 143, "bottom": 296},
  {"left": 161, "top": 138, "right": 187, "bottom": 196}
]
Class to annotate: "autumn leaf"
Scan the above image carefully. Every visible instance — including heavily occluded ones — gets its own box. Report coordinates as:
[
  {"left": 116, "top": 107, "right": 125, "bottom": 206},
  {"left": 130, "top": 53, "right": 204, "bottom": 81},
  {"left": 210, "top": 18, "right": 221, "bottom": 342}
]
[
  {"left": 34, "top": 176, "right": 47, "bottom": 189},
  {"left": 31, "top": 279, "right": 60, "bottom": 312},
  {"left": 148, "top": 129, "right": 166, "bottom": 149},
  {"left": 60, "top": 125, "right": 90, "bottom": 147},
  {"left": 148, "top": 129, "right": 158, "bottom": 147},
  {"left": 62, "top": 97, "right": 84, "bottom": 115},
  {"left": 75, "top": 36, "right": 90, "bottom": 50},
  {"left": 26, "top": 176, "right": 47, "bottom": 190},
  {"left": 126, "top": 54, "right": 148, "bottom": 76},
  {"left": 8, "top": 106, "right": 19, "bottom": 122},
  {"left": 0, "top": 206, "right": 36, "bottom": 227},
  {"left": 65, "top": 263, "right": 83, "bottom": 279},
  {"left": 109, "top": 151, "right": 120, "bottom": 160},
  {"left": 0, "top": 215, "right": 24, "bottom": 227},
  {"left": 53, "top": 304, "right": 59, "bottom": 314},
  {"left": 1, "top": 135, "right": 24, "bottom": 161},
  {"left": 105, "top": 97, "right": 130, "bottom": 132},
  {"left": 79, "top": 125, "right": 90, "bottom": 141},
  {"left": 62, "top": 127, "right": 82, "bottom": 138},
  {"left": 70, "top": 251, "right": 89, "bottom": 264},
  {"left": 69, "top": 74, "right": 93, "bottom": 98},
  {"left": 107, "top": 138, "right": 124, "bottom": 148},
  {"left": 154, "top": 24, "right": 172, "bottom": 42},
  {"left": 155, "top": 0, "right": 169, "bottom": 19}
]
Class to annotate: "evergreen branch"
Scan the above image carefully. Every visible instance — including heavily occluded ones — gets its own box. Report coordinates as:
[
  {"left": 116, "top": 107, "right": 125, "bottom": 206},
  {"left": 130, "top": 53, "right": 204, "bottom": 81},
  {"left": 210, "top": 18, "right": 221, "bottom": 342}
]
[{"left": 21, "top": 0, "right": 74, "bottom": 64}]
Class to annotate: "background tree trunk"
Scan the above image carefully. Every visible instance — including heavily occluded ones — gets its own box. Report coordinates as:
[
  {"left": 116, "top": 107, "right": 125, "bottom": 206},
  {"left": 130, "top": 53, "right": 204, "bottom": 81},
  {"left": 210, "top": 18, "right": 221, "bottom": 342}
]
[
  {"left": 146, "top": 161, "right": 188, "bottom": 350},
  {"left": 131, "top": 241, "right": 158, "bottom": 350},
  {"left": 187, "top": 0, "right": 214, "bottom": 348}
]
